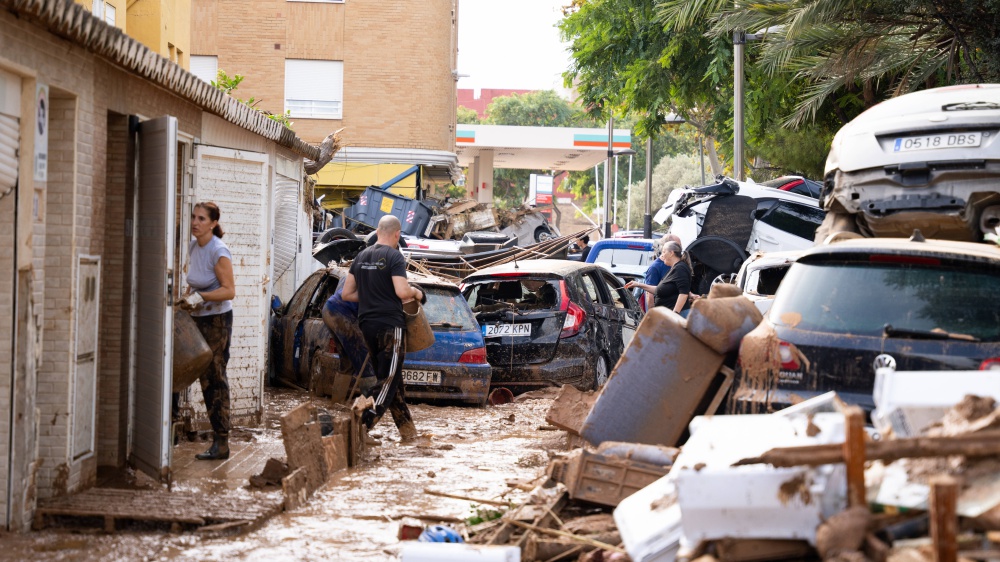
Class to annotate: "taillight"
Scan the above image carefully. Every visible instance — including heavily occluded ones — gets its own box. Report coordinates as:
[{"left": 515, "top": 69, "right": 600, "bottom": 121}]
[
  {"left": 561, "top": 303, "right": 586, "bottom": 339},
  {"left": 327, "top": 337, "right": 338, "bottom": 354},
  {"left": 459, "top": 347, "right": 488, "bottom": 364},
  {"left": 980, "top": 358, "right": 1000, "bottom": 371},
  {"left": 778, "top": 341, "right": 800, "bottom": 371},
  {"left": 491, "top": 272, "right": 529, "bottom": 278},
  {"left": 557, "top": 279, "right": 585, "bottom": 338}
]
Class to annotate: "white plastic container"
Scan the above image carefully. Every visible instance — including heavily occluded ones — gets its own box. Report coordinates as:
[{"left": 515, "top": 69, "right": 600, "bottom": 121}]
[
  {"left": 674, "top": 413, "right": 846, "bottom": 544},
  {"left": 399, "top": 543, "right": 520, "bottom": 562},
  {"left": 872, "top": 368, "right": 1000, "bottom": 437},
  {"left": 615, "top": 400, "right": 848, "bottom": 561}
]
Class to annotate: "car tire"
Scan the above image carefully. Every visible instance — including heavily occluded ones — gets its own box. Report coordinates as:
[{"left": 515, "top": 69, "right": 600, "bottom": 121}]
[
  {"left": 593, "top": 354, "right": 610, "bottom": 389},
  {"left": 534, "top": 226, "right": 554, "bottom": 243},
  {"left": 319, "top": 227, "right": 358, "bottom": 244},
  {"left": 365, "top": 231, "right": 408, "bottom": 248}
]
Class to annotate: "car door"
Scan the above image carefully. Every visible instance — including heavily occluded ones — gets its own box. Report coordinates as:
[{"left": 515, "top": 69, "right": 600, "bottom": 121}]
[
  {"left": 748, "top": 201, "right": 826, "bottom": 253},
  {"left": 578, "top": 269, "right": 618, "bottom": 356},
  {"left": 276, "top": 270, "right": 325, "bottom": 387},
  {"left": 596, "top": 270, "right": 641, "bottom": 359}
]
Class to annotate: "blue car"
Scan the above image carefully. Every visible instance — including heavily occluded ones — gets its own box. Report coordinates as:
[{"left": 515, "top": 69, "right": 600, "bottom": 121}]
[
  {"left": 269, "top": 267, "right": 490, "bottom": 406},
  {"left": 402, "top": 274, "right": 491, "bottom": 406},
  {"left": 585, "top": 238, "right": 659, "bottom": 302}
]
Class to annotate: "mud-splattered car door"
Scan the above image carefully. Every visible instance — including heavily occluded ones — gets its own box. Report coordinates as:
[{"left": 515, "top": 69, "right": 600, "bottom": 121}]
[
  {"left": 597, "top": 269, "right": 641, "bottom": 352},
  {"left": 577, "top": 270, "right": 617, "bottom": 358}
]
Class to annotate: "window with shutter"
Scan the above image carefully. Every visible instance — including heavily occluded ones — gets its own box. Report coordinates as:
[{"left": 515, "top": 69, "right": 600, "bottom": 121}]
[{"left": 284, "top": 59, "right": 344, "bottom": 119}]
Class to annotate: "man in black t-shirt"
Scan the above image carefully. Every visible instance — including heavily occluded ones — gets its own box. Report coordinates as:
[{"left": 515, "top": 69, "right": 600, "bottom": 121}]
[{"left": 342, "top": 215, "right": 424, "bottom": 439}]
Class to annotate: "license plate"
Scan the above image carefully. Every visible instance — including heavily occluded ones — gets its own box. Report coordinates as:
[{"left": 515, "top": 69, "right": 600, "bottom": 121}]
[
  {"left": 893, "top": 132, "right": 982, "bottom": 152},
  {"left": 483, "top": 323, "right": 532, "bottom": 338},
  {"left": 402, "top": 370, "right": 442, "bottom": 385}
]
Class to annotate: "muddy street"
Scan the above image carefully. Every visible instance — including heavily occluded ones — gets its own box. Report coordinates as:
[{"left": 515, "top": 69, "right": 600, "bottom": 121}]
[{"left": 0, "top": 389, "right": 566, "bottom": 561}]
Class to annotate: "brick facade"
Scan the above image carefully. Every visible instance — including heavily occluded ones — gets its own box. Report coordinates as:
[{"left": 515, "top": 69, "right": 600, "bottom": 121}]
[{"left": 191, "top": 0, "right": 458, "bottom": 153}]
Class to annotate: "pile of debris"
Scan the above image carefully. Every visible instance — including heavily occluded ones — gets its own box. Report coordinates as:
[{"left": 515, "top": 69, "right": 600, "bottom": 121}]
[{"left": 393, "top": 288, "right": 1000, "bottom": 562}]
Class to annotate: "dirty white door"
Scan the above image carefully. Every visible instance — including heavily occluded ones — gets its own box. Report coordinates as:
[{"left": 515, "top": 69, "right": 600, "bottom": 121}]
[
  {"left": 131, "top": 116, "right": 177, "bottom": 480},
  {"left": 192, "top": 145, "right": 269, "bottom": 422},
  {"left": 72, "top": 257, "right": 100, "bottom": 460},
  {"left": 0, "top": 72, "right": 21, "bottom": 529}
]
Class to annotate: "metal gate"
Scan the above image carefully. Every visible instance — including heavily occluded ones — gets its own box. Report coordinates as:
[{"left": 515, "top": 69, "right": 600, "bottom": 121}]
[
  {"left": 272, "top": 175, "right": 299, "bottom": 280},
  {"left": 130, "top": 116, "right": 177, "bottom": 480}
]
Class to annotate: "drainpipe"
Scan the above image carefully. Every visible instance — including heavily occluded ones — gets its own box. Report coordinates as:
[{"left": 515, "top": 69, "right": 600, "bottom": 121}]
[{"left": 6, "top": 177, "right": 17, "bottom": 530}]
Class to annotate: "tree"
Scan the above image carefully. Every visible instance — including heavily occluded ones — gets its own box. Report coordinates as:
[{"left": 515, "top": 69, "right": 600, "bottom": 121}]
[
  {"left": 457, "top": 105, "right": 480, "bottom": 124},
  {"left": 658, "top": 0, "right": 1000, "bottom": 127}
]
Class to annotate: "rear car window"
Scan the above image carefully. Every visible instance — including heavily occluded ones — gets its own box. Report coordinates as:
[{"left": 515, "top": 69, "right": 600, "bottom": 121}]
[
  {"left": 464, "top": 278, "right": 562, "bottom": 312},
  {"left": 759, "top": 202, "right": 825, "bottom": 241},
  {"left": 770, "top": 262, "right": 1000, "bottom": 340},
  {"left": 422, "top": 286, "right": 479, "bottom": 330},
  {"left": 591, "top": 247, "right": 654, "bottom": 267}
]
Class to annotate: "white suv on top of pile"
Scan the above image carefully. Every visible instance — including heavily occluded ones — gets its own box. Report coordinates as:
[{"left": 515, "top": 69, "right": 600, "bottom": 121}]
[{"left": 821, "top": 84, "right": 1000, "bottom": 242}]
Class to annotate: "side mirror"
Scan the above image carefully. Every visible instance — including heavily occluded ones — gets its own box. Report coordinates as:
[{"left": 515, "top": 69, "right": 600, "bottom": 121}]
[{"left": 270, "top": 295, "right": 283, "bottom": 315}]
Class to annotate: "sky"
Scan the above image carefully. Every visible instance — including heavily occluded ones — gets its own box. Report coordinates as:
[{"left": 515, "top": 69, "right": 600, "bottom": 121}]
[{"left": 457, "top": 0, "right": 573, "bottom": 95}]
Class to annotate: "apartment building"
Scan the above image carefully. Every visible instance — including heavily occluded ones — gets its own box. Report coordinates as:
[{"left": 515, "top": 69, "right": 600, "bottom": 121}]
[
  {"left": 74, "top": 0, "right": 191, "bottom": 69},
  {"left": 190, "top": 0, "right": 461, "bottom": 209}
]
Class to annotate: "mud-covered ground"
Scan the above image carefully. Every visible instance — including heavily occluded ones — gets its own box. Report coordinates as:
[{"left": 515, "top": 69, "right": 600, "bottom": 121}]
[{"left": 0, "top": 388, "right": 567, "bottom": 561}]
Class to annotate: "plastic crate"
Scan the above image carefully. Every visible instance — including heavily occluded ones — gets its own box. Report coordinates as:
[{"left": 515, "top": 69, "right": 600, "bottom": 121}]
[
  {"left": 345, "top": 186, "right": 434, "bottom": 237},
  {"left": 550, "top": 449, "right": 669, "bottom": 507}
]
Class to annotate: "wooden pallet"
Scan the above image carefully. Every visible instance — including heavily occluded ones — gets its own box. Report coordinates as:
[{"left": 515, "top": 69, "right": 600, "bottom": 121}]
[{"left": 34, "top": 488, "right": 283, "bottom": 532}]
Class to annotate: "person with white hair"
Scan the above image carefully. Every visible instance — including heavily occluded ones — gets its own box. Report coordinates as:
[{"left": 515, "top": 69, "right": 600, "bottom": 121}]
[
  {"left": 341, "top": 215, "right": 424, "bottom": 440},
  {"left": 639, "top": 234, "right": 682, "bottom": 312},
  {"left": 627, "top": 240, "right": 692, "bottom": 315}
]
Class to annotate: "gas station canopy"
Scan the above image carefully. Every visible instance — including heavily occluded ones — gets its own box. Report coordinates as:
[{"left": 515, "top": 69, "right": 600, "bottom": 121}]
[{"left": 456, "top": 124, "right": 632, "bottom": 171}]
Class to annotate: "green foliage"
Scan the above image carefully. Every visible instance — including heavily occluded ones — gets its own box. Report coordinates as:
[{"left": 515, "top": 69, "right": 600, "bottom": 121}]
[
  {"left": 465, "top": 503, "right": 505, "bottom": 526},
  {"left": 212, "top": 69, "right": 294, "bottom": 130},
  {"left": 457, "top": 105, "right": 480, "bottom": 124},
  {"left": 754, "top": 126, "right": 834, "bottom": 180}
]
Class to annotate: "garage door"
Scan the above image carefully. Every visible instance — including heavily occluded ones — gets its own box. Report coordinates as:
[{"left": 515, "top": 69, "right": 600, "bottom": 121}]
[
  {"left": 0, "top": 101, "right": 19, "bottom": 530},
  {"left": 272, "top": 175, "right": 299, "bottom": 280}
]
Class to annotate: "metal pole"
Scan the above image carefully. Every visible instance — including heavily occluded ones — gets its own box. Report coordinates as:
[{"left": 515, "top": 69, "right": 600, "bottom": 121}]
[
  {"left": 594, "top": 163, "right": 601, "bottom": 227},
  {"left": 734, "top": 30, "right": 746, "bottom": 181},
  {"left": 699, "top": 134, "right": 707, "bottom": 185},
  {"left": 626, "top": 154, "right": 633, "bottom": 231},
  {"left": 613, "top": 154, "right": 619, "bottom": 227},
  {"left": 604, "top": 116, "right": 614, "bottom": 239},
  {"left": 643, "top": 136, "right": 653, "bottom": 238}
]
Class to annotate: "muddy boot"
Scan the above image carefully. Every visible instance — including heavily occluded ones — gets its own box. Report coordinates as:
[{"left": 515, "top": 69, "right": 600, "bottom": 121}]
[
  {"left": 397, "top": 421, "right": 418, "bottom": 441},
  {"left": 195, "top": 434, "right": 230, "bottom": 460}
]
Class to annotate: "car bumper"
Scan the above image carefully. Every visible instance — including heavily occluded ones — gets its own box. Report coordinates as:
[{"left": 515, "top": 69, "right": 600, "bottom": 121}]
[
  {"left": 489, "top": 338, "right": 593, "bottom": 391},
  {"left": 402, "top": 360, "right": 492, "bottom": 405}
]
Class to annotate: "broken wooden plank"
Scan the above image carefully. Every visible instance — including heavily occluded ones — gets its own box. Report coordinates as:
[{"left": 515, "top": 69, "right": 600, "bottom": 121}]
[
  {"left": 506, "top": 519, "right": 627, "bottom": 554},
  {"left": 423, "top": 489, "right": 510, "bottom": 507},
  {"left": 931, "top": 476, "right": 959, "bottom": 562},
  {"left": 734, "top": 430, "right": 1000, "bottom": 468},
  {"left": 844, "top": 407, "right": 866, "bottom": 507}
]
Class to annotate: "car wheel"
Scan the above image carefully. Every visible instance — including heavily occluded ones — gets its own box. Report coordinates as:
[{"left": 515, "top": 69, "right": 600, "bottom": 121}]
[
  {"left": 319, "top": 227, "right": 358, "bottom": 244},
  {"left": 534, "top": 226, "right": 554, "bottom": 243},
  {"left": 365, "top": 231, "right": 408, "bottom": 248},
  {"left": 593, "top": 354, "right": 610, "bottom": 389}
]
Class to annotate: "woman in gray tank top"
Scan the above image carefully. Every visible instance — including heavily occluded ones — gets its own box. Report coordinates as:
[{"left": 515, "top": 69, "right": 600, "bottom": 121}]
[{"left": 179, "top": 202, "right": 235, "bottom": 460}]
